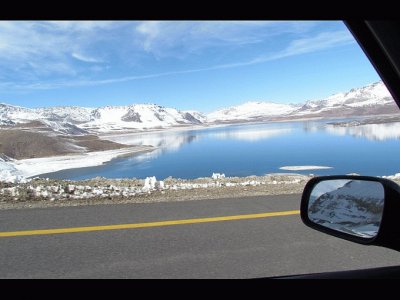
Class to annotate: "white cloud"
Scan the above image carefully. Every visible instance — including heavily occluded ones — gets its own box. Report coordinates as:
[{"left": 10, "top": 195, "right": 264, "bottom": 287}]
[
  {"left": 0, "top": 21, "right": 110, "bottom": 80},
  {"left": 275, "top": 30, "right": 355, "bottom": 59},
  {"left": 133, "top": 21, "right": 317, "bottom": 58},
  {"left": 44, "top": 21, "right": 118, "bottom": 32},
  {"left": 72, "top": 52, "right": 102, "bottom": 63},
  {"left": 135, "top": 21, "right": 162, "bottom": 52},
  {"left": 0, "top": 21, "right": 355, "bottom": 90}
]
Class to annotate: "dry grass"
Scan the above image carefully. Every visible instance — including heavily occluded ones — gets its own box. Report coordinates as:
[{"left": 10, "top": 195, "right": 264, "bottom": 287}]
[
  {"left": 67, "top": 135, "right": 129, "bottom": 152},
  {"left": 0, "top": 129, "right": 76, "bottom": 159}
]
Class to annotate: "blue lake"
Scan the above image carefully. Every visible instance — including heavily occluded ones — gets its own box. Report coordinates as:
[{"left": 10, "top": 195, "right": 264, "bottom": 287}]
[{"left": 42, "top": 119, "right": 400, "bottom": 180}]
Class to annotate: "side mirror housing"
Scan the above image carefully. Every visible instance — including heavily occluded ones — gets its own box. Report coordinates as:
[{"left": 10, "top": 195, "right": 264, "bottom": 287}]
[{"left": 301, "top": 175, "right": 400, "bottom": 251}]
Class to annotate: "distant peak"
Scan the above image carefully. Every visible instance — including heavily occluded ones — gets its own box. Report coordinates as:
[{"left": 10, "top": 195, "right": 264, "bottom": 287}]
[
  {"left": 241, "top": 101, "right": 282, "bottom": 106},
  {"left": 370, "top": 80, "right": 383, "bottom": 86},
  {"left": 128, "top": 103, "right": 162, "bottom": 108},
  {"left": 0, "top": 102, "right": 14, "bottom": 107},
  {"left": 354, "top": 81, "right": 383, "bottom": 90},
  {"left": 0, "top": 102, "right": 31, "bottom": 110}
]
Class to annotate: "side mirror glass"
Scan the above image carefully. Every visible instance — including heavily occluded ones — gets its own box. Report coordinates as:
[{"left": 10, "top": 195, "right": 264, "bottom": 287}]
[{"left": 306, "top": 178, "right": 385, "bottom": 239}]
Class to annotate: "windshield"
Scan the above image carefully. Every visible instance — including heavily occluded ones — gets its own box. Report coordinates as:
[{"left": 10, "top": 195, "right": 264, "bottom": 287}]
[{"left": 0, "top": 21, "right": 399, "bottom": 278}]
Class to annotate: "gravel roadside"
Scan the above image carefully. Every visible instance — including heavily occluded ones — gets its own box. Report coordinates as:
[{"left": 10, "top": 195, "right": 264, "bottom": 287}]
[{"left": 0, "top": 174, "right": 312, "bottom": 210}]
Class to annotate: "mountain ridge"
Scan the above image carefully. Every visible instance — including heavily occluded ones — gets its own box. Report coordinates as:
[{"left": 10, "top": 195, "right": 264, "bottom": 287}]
[
  {"left": 0, "top": 81, "right": 398, "bottom": 133},
  {"left": 207, "top": 81, "right": 397, "bottom": 122}
]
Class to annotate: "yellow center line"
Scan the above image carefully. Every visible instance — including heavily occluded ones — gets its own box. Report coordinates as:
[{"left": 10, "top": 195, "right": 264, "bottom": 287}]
[{"left": 0, "top": 210, "right": 300, "bottom": 238}]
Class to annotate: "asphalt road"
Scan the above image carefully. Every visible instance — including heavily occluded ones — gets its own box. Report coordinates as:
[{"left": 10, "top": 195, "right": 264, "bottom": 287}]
[{"left": 0, "top": 194, "right": 399, "bottom": 278}]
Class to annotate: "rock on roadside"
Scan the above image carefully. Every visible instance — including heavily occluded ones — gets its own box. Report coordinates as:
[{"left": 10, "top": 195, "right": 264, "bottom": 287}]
[{"left": 0, "top": 173, "right": 313, "bottom": 210}]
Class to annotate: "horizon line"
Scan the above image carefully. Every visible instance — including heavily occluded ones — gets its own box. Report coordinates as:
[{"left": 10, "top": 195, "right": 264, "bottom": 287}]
[{"left": 0, "top": 80, "right": 384, "bottom": 112}]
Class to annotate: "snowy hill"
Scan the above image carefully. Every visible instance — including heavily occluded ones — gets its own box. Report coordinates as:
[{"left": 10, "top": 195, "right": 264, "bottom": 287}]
[
  {"left": 182, "top": 110, "right": 207, "bottom": 124},
  {"left": 36, "top": 106, "right": 94, "bottom": 123},
  {"left": 0, "top": 103, "right": 40, "bottom": 125},
  {"left": 207, "top": 81, "right": 397, "bottom": 122},
  {"left": 0, "top": 103, "right": 206, "bottom": 133},
  {"left": 0, "top": 104, "right": 93, "bottom": 125},
  {"left": 294, "top": 81, "right": 395, "bottom": 116},
  {"left": 207, "top": 101, "right": 300, "bottom": 122},
  {"left": 81, "top": 104, "right": 206, "bottom": 132},
  {"left": 0, "top": 81, "right": 397, "bottom": 132}
]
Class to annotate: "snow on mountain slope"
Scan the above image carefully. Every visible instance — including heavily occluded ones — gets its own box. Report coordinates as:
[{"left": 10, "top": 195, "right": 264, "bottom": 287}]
[
  {"left": 1, "top": 102, "right": 206, "bottom": 133},
  {"left": 36, "top": 106, "right": 94, "bottom": 123},
  {"left": 294, "top": 81, "right": 395, "bottom": 115},
  {"left": 0, "top": 81, "right": 396, "bottom": 132},
  {"left": 0, "top": 103, "right": 93, "bottom": 135},
  {"left": 207, "top": 81, "right": 396, "bottom": 122},
  {"left": 327, "top": 81, "right": 391, "bottom": 107},
  {"left": 0, "top": 103, "right": 41, "bottom": 125},
  {"left": 81, "top": 104, "right": 205, "bottom": 132},
  {"left": 207, "top": 101, "right": 299, "bottom": 122},
  {"left": 0, "top": 103, "right": 93, "bottom": 125},
  {"left": 40, "top": 120, "right": 90, "bottom": 135},
  {"left": 182, "top": 110, "right": 207, "bottom": 124}
]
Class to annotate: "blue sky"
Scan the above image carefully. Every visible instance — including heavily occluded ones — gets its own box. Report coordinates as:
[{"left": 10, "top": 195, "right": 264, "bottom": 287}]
[{"left": 0, "top": 21, "right": 381, "bottom": 113}]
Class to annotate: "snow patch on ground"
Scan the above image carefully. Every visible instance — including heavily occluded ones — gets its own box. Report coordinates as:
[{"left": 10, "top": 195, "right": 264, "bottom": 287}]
[
  {"left": 212, "top": 173, "right": 225, "bottom": 179},
  {"left": 0, "top": 158, "right": 27, "bottom": 184},
  {"left": 0, "top": 146, "right": 153, "bottom": 182},
  {"left": 0, "top": 173, "right": 312, "bottom": 202}
]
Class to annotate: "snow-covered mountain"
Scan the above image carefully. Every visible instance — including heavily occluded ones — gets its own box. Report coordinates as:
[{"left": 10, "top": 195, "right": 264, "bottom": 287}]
[
  {"left": 207, "top": 101, "right": 300, "bottom": 122},
  {"left": 294, "top": 81, "right": 395, "bottom": 117},
  {"left": 80, "top": 104, "right": 205, "bottom": 132},
  {"left": 0, "top": 103, "right": 39, "bottom": 125},
  {"left": 36, "top": 106, "right": 94, "bottom": 123},
  {"left": 0, "top": 103, "right": 205, "bottom": 133},
  {"left": 0, "top": 104, "right": 93, "bottom": 125},
  {"left": 182, "top": 110, "right": 207, "bottom": 124},
  {"left": 0, "top": 81, "right": 397, "bottom": 133},
  {"left": 207, "top": 81, "right": 397, "bottom": 122}
]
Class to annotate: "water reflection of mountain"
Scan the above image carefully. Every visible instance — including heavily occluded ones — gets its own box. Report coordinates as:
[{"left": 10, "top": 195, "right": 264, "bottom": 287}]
[
  {"left": 105, "top": 125, "right": 293, "bottom": 152},
  {"left": 105, "top": 131, "right": 197, "bottom": 149},
  {"left": 210, "top": 128, "right": 292, "bottom": 141},
  {"left": 102, "top": 131, "right": 199, "bottom": 162},
  {"left": 326, "top": 122, "right": 400, "bottom": 141},
  {"left": 302, "top": 122, "right": 325, "bottom": 133}
]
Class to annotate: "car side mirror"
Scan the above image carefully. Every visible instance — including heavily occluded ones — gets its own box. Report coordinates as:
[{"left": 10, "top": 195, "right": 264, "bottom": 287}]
[{"left": 301, "top": 175, "right": 400, "bottom": 251}]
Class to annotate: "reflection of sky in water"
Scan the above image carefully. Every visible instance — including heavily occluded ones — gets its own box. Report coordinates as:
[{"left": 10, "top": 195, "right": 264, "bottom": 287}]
[{"left": 45, "top": 120, "right": 400, "bottom": 180}]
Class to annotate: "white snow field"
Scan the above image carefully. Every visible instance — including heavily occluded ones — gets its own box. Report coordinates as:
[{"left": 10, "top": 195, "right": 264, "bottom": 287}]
[{"left": 0, "top": 147, "right": 152, "bottom": 183}]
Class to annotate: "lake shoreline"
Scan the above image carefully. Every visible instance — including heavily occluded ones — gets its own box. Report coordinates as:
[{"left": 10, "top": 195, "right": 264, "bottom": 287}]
[
  {"left": 1, "top": 146, "right": 155, "bottom": 183},
  {"left": 2, "top": 114, "right": 400, "bottom": 183}
]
